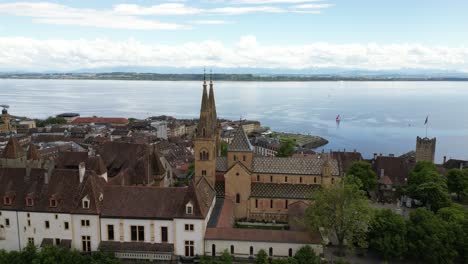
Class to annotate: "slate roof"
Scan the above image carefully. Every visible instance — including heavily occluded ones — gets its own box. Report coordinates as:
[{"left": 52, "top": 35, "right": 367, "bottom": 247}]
[
  {"left": 332, "top": 151, "right": 363, "bottom": 175},
  {"left": 71, "top": 117, "right": 128, "bottom": 125},
  {"left": 205, "top": 228, "right": 321, "bottom": 244},
  {"left": 250, "top": 183, "right": 319, "bottom": 199},
  {"left": 252, "top": 157, "right": 340, "bottom": 176},
  {"left": 100, "top": 179, "right": 215, "bottom": 219},
  {"left": 99, "top": 241, "right": 174, "bottom": 253},
  {"left": 443, "top": 159, "right": 468, "bottom": 170},
  {"left": 227, "top": 127, "right": 253, "bottom": 152}
]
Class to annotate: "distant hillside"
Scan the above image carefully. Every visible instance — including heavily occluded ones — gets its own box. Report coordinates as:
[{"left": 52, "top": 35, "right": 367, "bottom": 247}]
[{"left": 1, "top": 72, "right": 468, "bottom": 81}]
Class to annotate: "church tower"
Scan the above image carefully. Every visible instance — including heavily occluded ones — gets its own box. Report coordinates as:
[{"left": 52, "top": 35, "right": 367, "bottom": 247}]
[{"left": 194, "top": 72, "right": 218, "bottom": 187}]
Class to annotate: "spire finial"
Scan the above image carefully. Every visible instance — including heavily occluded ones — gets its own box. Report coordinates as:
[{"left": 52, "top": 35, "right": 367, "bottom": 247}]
[
  {"left": 210, "top": 69, "right": 213, "bottom": 84},
  {"left": 203, "top": 67, "right": 206, "bottom": 83}
]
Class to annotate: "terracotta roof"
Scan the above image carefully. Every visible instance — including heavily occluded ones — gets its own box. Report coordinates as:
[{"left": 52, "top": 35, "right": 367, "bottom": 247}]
[
  {"left": 251, "top": 183, "right": 318, "bottom": 199},
  {"left": 72, "top": 117, "right": 128, "bottom": 125},
  {"left": 252, "top": 156, "right": 340, "bottom": 176},
  {"left": 56, "top": 151, "right": 88, "bottom": 168},
  {"left": 2, "top": 136, "right": 24, "bottom": 159},
  {"left": 228, "top": 127, "right": 253, "bottom": 152},
  {"left": 205, "top": 228, "right": 321, "bottom": 244},
  {"left": 99, "top": 241, "right": 173, "bottom": 253},
  {"left": 332, "top": 151, "right": 363, "bottom": 175},
  {"left": 86, "top": 155, "right": 107, "bottom": 175},
  {"left": 378, "top": 175, "right": 393, "bottom": 185},
  {"left": 27, "top": 143, "right": 41, "bottom": 160}
]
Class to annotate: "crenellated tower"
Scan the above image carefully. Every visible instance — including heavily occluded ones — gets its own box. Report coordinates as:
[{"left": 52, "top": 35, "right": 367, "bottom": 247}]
[{"left": 194, "top": 72, "right": 218, "bottom": 187}]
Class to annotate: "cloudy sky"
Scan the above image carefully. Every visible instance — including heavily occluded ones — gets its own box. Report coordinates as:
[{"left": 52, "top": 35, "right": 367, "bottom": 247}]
[{"left": 0, "top": 0, "right": 467, "bottom": 72}]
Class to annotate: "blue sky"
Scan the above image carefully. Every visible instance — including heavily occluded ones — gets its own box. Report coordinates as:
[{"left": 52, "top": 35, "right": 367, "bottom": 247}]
[{"left": 0, "top": 0, "right": 467, "bottom": 72}]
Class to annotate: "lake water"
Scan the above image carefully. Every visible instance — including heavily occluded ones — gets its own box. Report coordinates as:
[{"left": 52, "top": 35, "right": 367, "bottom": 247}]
[{"left": 1, "top": 79, "right": 467, "bottom": 162}]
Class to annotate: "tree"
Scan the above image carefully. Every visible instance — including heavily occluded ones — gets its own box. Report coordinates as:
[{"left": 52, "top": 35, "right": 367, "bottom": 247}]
[
  {"left": 35, "top": 116, "right": 67, "bottom": 127},
  {"left": 255, "top": 249, "right": 269, "bottom": 264},
  {"left": 346, "top": 161, "right": 378, "bottom": 192},
  {"left": 200, "top": 255, "right": 216, "bottom": 264},
  {"left": 437, "top": 204, "right": 468, "bottom": 264},
  {"left": 221, "top": 142, "right": 228, "bottom": 157},
  {"left": 447, "top": 168, "right": 468, "bottom": 201},
  {"left": 305, "top": 183, "right": 372, "bottom": 255},
  {"left": 407, "top": 161, "right": 450, "bottom": 211},
  {"left": 271, "top": 258, "right": 297, "bottom": 264},
  {"left": 219, "top": 250, "right": 233, "bottom": 264},
  {"left": 276, "top": 139, "right": 295, "bottom": 157},
  {"left": 406, "top": 208, "right": 457, "bottom": 264},
  {"left": 293, "top": 246, "right": 320, "bottom": 264},
  {"left": 368, "top": 209, "right": 407, "bottom": 260}
]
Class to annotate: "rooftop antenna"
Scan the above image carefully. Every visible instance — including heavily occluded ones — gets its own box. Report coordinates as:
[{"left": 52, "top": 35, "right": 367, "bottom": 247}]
[{"left": 0, "top": 104, "right": 9, "bottom": 110}]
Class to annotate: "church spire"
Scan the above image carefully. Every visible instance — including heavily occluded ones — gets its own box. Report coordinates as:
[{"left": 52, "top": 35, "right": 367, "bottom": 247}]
[
  {"left": 197, "top": 70, "right": 211, "bottom": 138},
  {"left": 208, "top": 69, "right": 217, "bottom": 125}
]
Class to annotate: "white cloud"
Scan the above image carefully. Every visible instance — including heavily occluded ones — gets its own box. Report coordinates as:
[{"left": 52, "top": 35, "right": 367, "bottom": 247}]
[
  {"left": 0, "top": 2, "right": 188, "bottom": 30},
  {"left": 0, "top": 1, "right": 334, "bottom": 30},
  {"left": 191, "top": 20, "right": 232, "bottom": 25},
  {"left": 0, "top": 36, "right": 467, "bottom": 72},
  {"left": 234, "top": 0, "right": 324, "bottom": 4}
]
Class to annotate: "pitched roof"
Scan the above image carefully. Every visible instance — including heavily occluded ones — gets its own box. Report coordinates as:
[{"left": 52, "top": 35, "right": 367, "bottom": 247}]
[
  {"left": 27, "top": 143, "right": 41, "bottom": 160},
  {"left": 251, "top": 182, "right": 318, "bottom": 199},
  {"left": 205, "top": 227, "right": 321, "bottom": 244},
  {"left": 2, "top": 136, "right": 24, "bottom": 159},
  {"left": 227, "top": 127, "right": 253, "bottom": 152},
  {"left": 100, "top": 183, "right": 214, "bottom": 219},
  {"left": 373, "top": 156, "right": 411, "bottom": 186},
  {"left": 71, "top": 117, "right": 128, "bottom": 125},
  {"left": 216, "top": 157, "right": 228, "bottom": 172},
  {"left": 252, "top": 156, "right": 340, "bottom": 176}
]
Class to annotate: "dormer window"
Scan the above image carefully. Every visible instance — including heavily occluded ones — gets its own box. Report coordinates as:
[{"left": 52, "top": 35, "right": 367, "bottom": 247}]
[
  {"left": 186, "top": 202, "right": 193, "bottom": 215},
  {"left": 49, "top": 198, "right": 57, "bottom": 208},
  {"left": 82, "top": 196, "right": 90, "bottom": 209},
  {"left": 26, "top": 197, "right": 34, "bottom": 207},
  {"left": 3, "top": 196, "right": 12, "bottom": 206}
]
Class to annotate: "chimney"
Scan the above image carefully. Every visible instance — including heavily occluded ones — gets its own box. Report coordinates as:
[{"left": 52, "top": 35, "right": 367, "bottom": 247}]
[
  {"left": 380, "top": 169, "right": 384, "bottom": 178},
  {"left": 79, "top": 162, "right": 86, "bottom": 183},
  {"left": 373, "top": 153, "right": 377, "bottom": 160},
  {"left": 460, "top": 163, "right": 464, "bottom": 170},
  {"left": 379, "top": 153, "right": 383, "bottom": 156},
  {"left": 25, "top": 162, "right": 32, "bottom": 180},
  {"left": 443, "top": 156, "right": 447, "bottom": 164}
]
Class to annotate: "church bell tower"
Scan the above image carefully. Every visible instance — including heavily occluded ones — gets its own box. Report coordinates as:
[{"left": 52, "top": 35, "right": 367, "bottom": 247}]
[{"left": 194, "top": 71, "right": 219, "bottom": 187}]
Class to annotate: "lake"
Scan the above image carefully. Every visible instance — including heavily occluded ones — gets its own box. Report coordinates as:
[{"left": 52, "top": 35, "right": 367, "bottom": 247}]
[{"left": 1, "top": 79, "right": 467, "bottom": 162}]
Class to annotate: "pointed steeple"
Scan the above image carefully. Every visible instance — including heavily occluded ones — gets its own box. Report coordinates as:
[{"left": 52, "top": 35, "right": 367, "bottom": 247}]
[
  {"left": 2, "top": 136, "right": 24, "bottom": 159},
  {"left": 27, "top": 143, "right": 40, "bottom": 160},
  {"left": 197, "top": 70, "right": 211, "bottom": 138},
  {"left": 208, "top": 69, "right": 217, "bottom": 125}
]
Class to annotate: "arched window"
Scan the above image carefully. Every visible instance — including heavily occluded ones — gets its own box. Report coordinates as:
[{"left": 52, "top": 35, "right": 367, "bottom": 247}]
[
  {"left": 288, "top": 248, "right": 293, "bottom": 257},
  {"left": 300, "top": 177, "right": 303, "bottom": 183},
  {"left": 332, "top": 178, "right": 335, "bottom": 184},
  {"left": 234, "top": 155, "right": 237, "bottom": 161},
  {"left": 230, "top": 245, "right": 234, "bottom": 254},
  {"left": 255, "top": 199, "right": 258, "bottom": 208},
  {"left": 270, "top": 176, "right": 273, "bottom": 182},
  {"left": 250, "top": 246, "right": 254, "bottom": 256},
  {"left": 256, "top": 175, "right": 260, "bottom": 181},
  {"left": 200, "top": 150, "right": 209, "bottom": 160},
  {"left": 236, "top": 194, "right": 240, "bottom": 204},
  {"left": 270, "top": 199, "right": 273, "bottom": 208},
  {"left": 314, "top": 177, "right": 317, "bottom": 183},
  {"left": 285, "top": 200, "right": 288, "bottom": 209},
  {"left": 202, "top": 128, "right": 206, "bottom": 137},
  {"left": 269, "top": 247, "right": 273, "bottom": 257},
  {"left": 285, "top": 176, "right": 288, "bottom": 183},
  {"left": 243, "top": 155, "right": 246, "bottom": 161},
  {"left": 212, "top": 244, "right": 216, "bottom": 257}
]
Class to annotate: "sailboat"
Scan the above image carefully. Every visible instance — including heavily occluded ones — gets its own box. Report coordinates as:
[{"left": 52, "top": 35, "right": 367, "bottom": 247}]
[{"left": 336, "top": 114, "right": 341, "bottom": 122}]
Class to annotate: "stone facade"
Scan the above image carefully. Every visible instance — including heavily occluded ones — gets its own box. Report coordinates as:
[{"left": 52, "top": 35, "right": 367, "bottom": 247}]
[{"left": 415, "top": 136, "right": 436, "bottom": 163}]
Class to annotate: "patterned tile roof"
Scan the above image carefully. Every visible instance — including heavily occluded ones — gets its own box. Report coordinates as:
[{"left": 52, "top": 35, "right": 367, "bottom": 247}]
[
  {"left": 216, "top": 157, "right": 228, "bottom": 172},
  {"left": 252, "top": 156, "right": 340, "bottom": 176},
  {"left": 251, "top": 182, "right": 319, "bottom": 199},
  {"left": 227, "top": 127, "right": 253, "bottom": 152}
]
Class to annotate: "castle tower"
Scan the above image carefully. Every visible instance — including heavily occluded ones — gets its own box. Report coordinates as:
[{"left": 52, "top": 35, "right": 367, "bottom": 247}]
[
  {"left": 194, "top": 74, "right": 218, "bottom": 187},
  {"left": 0, "top": 107, "right": 13, "bottom": 133},
  {"left": 415, "top": 136, "right": 436, "bottom": 163}
]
